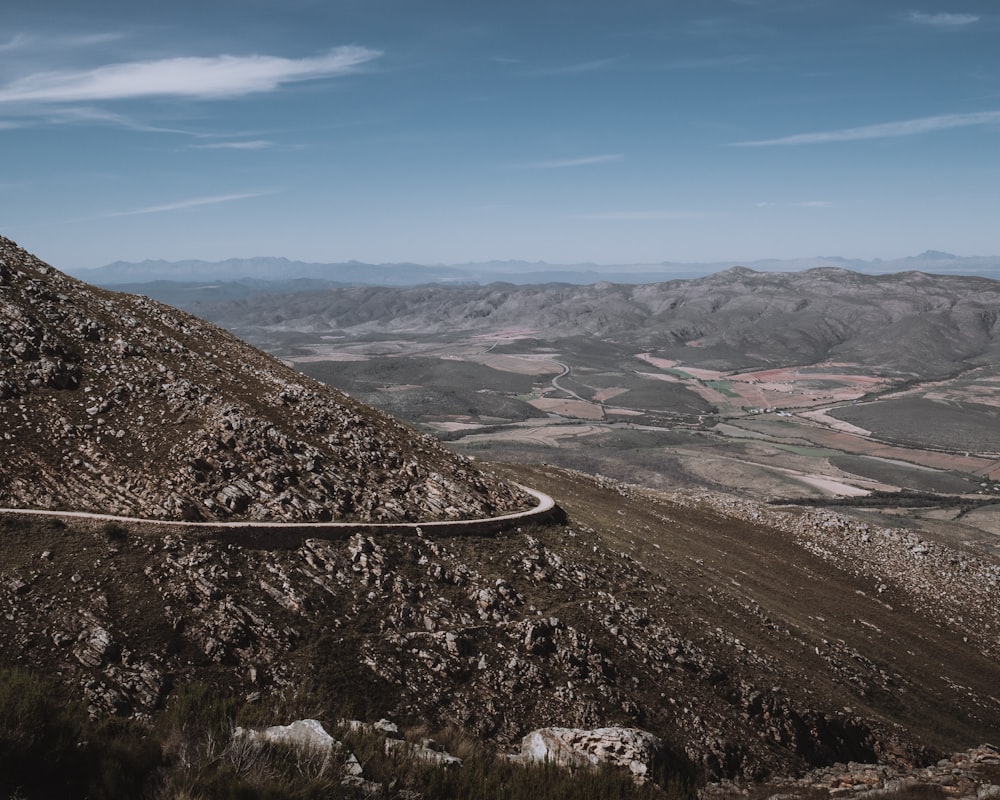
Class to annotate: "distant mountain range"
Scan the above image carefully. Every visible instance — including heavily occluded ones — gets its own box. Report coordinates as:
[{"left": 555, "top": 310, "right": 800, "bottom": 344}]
[
  {"left": 69, "top": 250, "right": 1000, "bottom": 290},
  {"left": 195, "top": 266, "right": 1000, "bottom": 379}
]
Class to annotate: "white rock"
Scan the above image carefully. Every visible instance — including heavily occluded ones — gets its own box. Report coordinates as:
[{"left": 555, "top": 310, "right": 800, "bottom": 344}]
[
  {"left": 233, "top": 718, "right": 362, "bottom": 778},
  {"left": 385, "top": 737, "right": 462, "bottom": 768},
  {"left": 517, "top": 726, "right": 662, "bottom": 781}
]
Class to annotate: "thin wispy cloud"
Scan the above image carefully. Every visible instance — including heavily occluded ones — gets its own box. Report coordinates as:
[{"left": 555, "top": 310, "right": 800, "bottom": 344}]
[
  {"left": 521, "top": 57, "right": 621, "bottom": 77},
  {"left": 107, "top": 191, "right": 271, "bottom": 217},
  {"left": 570, "top": 210, "right": 703, "bottom": 221},
  {"left": 2, "top": 103, "right": 261, "bottom": 137},
  {"left": 732, "top": 110, "right": 1000, "bottom": 146},
  {"left": 189, "top": 140, "right": 274, "bottom": 150},
  {"left": 0, "top": 32, "right": 125, "bottom": 52},
  {"left": 33, "top": 105, "right": 199, "bottom": 134},
  {"left": 0, "top": 46, "right": 381, "bottom": 104},
  {"left": 907, "top": 11, "right": 979, "bottom": 28},
  {"left": 657, "top": 54, "right": 758, "bottom": 71},
  {"left": 519, "top": 154, "right": 624, "bottom": 169},
  {"left": 0, "top": 34, "right": 28, "bottom": 52},
  {"left": 756, "top": 200, "right": 834, "bottom": 209}
]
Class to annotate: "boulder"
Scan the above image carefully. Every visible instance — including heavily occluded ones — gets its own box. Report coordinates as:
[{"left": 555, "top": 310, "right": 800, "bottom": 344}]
[
  {"left": 517, "top": 726, "right": 663, "bottom": 782},
  {"left": 233, "top": 719, "right": 362, "bottom": 777}
]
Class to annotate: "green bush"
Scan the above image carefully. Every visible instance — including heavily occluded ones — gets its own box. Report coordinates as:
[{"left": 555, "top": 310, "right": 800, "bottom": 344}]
[{"left": 0, "top": 666, "right": 159, "bottom": 800}]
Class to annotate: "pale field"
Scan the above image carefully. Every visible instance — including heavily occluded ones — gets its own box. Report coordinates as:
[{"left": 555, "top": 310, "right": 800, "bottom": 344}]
[
  {"left": 287, "top": 352, "right": 371, "bottom": 362},
  {"left": 798, "top": 408, "right": 873, "bottom": 436},
  {"left": 467, "top": 353, "right": 563, "bottom": 376},
  {"left": 459, "top": 421, "right": 608, "bottom": 448},
  {"left": 592, "top": 387, "right": 628, "bottom": 402},
  {"left": 636, "top": 371, "right": 684, "bottom": 384},
  {"left": 424, "top": 421, "right": 484, "bottom": 432},
  {"left": 636, "top": 353, "right": 680, "bottom": 369},
  {"left": 794, "top": 474, "right": 873, "bottom": 497},
  {"left": 528, "top": 397, "right": 605, "bottom": 419},
  {"left": 604, "top": 407, "right": 644, "bottom": 417},
  {"left": 376, "top": 384, "right": 422, "bottom": 393},
  {"left": 469, "top": 328, "right": 542, "bottom": 342}
]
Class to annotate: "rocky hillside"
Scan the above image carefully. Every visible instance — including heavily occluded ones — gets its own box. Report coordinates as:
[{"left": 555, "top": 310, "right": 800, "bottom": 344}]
[
  {"left": 0, "top": 236, "right": 529, "bottom": 522},
  {"left": 197, "top": 267, "right": 1000, "bottom": 376},
  {"left": 2, "top": 462, "right": 998, "bottom": 790}
]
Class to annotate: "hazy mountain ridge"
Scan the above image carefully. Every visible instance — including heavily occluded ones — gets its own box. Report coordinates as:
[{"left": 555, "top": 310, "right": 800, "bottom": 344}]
[
  {"left": 71, "top": 250, "right": 1000, "bottom": 288},
  {"left": 197, "top": 267, "right": 1000, "bottom": 378},
  {"left": 0, "top": 236, "right": 528, "bottom": 522}
]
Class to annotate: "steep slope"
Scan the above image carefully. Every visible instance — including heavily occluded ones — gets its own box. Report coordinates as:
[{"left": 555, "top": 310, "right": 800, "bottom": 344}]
[
  {"left": 0, "top": 236, "right": 529, "bottom": 521},
  {"left": 197, "top": 268, "right": 1000, "bottom": 377},
  {"left": 1, "top": 463, "right": 998, "bottom": 785}
]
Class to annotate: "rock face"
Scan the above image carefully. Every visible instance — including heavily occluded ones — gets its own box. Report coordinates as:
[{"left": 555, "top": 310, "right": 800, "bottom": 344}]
[
  {"left": 0, "top": 236, "right": 529, "bottom": 521},
  {"left": 517, "top": 726, "right": 663, "bottom": 782}
]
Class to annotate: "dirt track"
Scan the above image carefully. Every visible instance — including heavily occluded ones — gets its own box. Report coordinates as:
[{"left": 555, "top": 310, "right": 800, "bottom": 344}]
[{"left": 0, "top": 484, "right": 556, "bottom": 538}]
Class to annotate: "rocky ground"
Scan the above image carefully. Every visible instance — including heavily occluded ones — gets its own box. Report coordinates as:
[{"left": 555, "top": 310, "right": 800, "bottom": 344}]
[
  {"left": 1, "top": 462, "right": 997, "bottom": 792},
  {"left": 0, "top": 236, "right": 529, "bottom": 522}
]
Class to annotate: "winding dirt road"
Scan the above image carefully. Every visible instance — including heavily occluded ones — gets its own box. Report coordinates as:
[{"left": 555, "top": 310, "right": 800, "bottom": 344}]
[{"left": 0, "top": 484, "right": 557, "bottom": 536}]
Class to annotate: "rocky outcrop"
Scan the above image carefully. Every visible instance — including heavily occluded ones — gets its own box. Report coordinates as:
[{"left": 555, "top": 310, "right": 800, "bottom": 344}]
[
  {"left": 702, "top": 744, "right": 1000, "bottom": 799},
  {"left": 232, "top": 719, "right": 367, "bottom": 788},
  {"left": 0, "top": 236, "right": 530, "bottom": 522},
  {"left": 515, "top": 726, "right": 664, "bottom": 782}
]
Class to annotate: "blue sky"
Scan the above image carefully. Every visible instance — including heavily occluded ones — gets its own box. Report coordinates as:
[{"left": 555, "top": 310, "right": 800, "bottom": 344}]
[{"left": 1, "top": 0, "right": 998, "bottom": 269}]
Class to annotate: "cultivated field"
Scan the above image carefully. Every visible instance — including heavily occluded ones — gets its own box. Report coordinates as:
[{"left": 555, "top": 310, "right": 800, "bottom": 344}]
[{"left": 237, "top": 320, "right": 1000, "bottom": 551}]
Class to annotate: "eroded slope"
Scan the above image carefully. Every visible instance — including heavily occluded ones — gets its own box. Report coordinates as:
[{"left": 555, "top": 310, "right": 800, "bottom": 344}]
[
  {"left": 0, "top": 236, "right": 528, "bottom": 521},
  {"left": 2, "top": 464, "right": 997, "bottom": 783}
]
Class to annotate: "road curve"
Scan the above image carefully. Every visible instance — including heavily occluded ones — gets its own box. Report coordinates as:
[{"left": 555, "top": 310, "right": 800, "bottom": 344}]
[{"left": 0, "top": 484, "right": 558, "bottom": 539}]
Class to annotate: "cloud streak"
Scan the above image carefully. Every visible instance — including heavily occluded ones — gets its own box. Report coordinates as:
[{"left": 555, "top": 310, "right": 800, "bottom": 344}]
[
  {"left": 107, "top": 191, "right": 271, "bottom": 217},
  {"left": 0, "top": 32, "right": 125, "bottom": 52},
  {"left": 570, "top": 210, "right": 703, "bottom": 221},
  {"left": 731, "top": 110, "right": 1000, "bottom": 146},
  {"left": 519, "top": 154, "right": 623, "bottom": 169},
  {"left": 521, "top": 57, "right": 621, "bottom": 76},
  {"left": 189, "top": 140, "right": 275, "bottom": 150},
  {"left": 907, "top": 12, "right": 979, "bottom": 27},
  {"left": 0, "top": 46, "right": 381, "bottom": 103},
  {"left": 0, "top": 34, "right": 29, "bottom": 52},
  {"left": 756, "top": 201, "right": 834, "bottom": 208}
]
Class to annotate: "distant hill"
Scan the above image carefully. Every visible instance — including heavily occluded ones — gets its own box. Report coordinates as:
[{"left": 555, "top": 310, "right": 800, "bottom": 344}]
[
  {"left": 194, "top": 266, "right": 1000, "bottom": 379},
  {"left": 68, "top": 251, "right": 1000, "bottom": 291}
]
